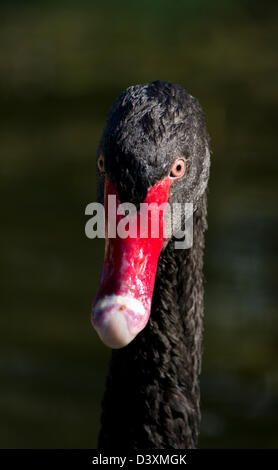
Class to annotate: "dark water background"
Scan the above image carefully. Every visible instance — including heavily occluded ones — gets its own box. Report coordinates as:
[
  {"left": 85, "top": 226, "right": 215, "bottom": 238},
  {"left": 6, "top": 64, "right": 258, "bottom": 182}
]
[{"left": 0, "top": 0, "right": 277, "bottom": 448}]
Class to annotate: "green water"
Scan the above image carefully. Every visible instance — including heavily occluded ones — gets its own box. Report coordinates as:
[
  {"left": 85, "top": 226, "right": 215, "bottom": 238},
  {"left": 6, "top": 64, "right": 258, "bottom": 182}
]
[{"left": 0, "top": 1, "right": 277, "bottom": 448}]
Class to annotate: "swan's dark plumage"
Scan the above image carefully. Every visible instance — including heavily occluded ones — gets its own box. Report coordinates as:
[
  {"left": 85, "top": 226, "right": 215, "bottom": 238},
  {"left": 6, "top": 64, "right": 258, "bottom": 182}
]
[
  {"left": 97, "top": 80, "right": 210, "bottom": 210},
  {"left": 96, "top": 80, "right": 210, "bottom": 449}
]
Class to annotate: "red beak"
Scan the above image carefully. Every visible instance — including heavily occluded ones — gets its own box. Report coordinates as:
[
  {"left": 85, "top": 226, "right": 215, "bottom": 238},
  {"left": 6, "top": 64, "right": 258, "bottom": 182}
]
[{"left": 91, "top": 175, "right": 173, "bottom": 348}]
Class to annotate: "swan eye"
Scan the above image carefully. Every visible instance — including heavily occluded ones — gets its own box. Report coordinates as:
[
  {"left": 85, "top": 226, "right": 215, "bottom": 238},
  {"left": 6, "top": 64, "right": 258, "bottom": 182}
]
[
  {"left": 170, "top": 158, "right": 186, "bottom": 179},
  {"left": 97, "top": 155, "right": 105, "bottom": 173}
]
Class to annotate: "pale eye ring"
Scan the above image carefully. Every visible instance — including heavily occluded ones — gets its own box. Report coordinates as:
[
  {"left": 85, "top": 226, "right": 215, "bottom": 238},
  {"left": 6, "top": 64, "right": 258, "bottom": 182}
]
[
  {"left": 97, "top": 155, "right": 105, "bottom": 173},
  {"left": 170, "top": 158, "right": 186, "bottom": 179}
]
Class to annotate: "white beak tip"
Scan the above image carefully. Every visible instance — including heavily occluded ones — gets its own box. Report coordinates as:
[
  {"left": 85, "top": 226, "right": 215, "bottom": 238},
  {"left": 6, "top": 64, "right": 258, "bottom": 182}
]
[{"left": 92, "top": 295, "right": 149, "bottom": 349}]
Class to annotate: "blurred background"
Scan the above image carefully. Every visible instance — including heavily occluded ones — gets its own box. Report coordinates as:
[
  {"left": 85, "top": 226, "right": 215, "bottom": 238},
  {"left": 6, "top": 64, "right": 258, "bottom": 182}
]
[{"left": 1, "top": 0, "right": 277, "bottom": 448}]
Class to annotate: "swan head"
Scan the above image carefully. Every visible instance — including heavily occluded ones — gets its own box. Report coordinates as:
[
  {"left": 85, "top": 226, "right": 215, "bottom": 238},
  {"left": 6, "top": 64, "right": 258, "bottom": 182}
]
[{"left": 91, "top": 80, "right": 210, "bottom": 348}]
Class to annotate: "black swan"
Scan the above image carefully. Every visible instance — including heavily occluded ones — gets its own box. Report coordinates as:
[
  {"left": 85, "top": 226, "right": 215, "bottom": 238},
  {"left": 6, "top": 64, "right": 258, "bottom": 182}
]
[{"left": 91, "top": 80, "right": 210, "bottom": 449}]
